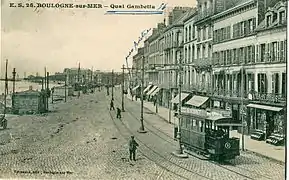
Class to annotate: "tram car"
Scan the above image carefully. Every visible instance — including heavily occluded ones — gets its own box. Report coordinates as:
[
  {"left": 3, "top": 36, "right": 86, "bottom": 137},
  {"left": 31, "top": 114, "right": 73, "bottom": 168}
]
[{"left": 180, "top": 111, "right": 240, "bottom": 161}]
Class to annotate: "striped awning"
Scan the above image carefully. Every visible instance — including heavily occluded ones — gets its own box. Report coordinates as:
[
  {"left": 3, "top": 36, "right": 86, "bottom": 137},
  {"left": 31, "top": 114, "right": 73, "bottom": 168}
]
[
  {"left": 147, "top": 86, "right": 158, "bottom": 96},
  {"left": 143, "top": 85, "right": 153, "bottom": 93},
  {"left": 132, "top": 85, "right": 140, "bottom": 91},
  {"left": 171, "top": 93, "right": 190, "bottom": 104},
  {"left": 150, "top": 87, "right": 161, "bottom": 96}
]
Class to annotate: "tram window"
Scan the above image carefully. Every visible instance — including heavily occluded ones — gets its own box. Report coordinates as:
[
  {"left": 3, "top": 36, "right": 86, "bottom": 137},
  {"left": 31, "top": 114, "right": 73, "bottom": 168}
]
[
  {"left": 198, "top": 121, "right": 202, "bottom": 132},
  {"left": 200, "top": 121, "right": 204, "bottom": 132},
  {"left": 186, "top": 118, "right": 190, "bottom": 128},
  {"left": 192, "top": 119, "right": 196, "bottom": 130}
]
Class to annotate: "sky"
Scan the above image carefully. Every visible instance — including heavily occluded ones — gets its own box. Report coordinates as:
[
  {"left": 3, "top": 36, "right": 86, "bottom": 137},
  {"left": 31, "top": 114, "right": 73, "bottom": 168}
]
[{"left": 1, "top": 0, "right": 196, "bottom": 77}]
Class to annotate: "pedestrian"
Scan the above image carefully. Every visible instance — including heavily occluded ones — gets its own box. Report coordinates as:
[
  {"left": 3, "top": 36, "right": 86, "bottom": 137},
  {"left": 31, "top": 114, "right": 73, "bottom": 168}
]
[
  {"left": 128, "top": 136, "right": 139, "bottom": 161},
  {"left": 116, "top": 107, "right": 121, "bottom": 119},
  {"left": 110, "top": 99, "right": 115, "bottom": 110}
]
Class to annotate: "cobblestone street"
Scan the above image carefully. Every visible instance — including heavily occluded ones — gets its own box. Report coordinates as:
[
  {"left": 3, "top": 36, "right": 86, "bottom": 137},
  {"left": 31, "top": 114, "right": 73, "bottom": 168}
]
[
  {"left": 0, "top": 90, "right": 285, "bottom": 179},
  {"left": 0, "top": 91, "right": 182, "bottom": 179}
]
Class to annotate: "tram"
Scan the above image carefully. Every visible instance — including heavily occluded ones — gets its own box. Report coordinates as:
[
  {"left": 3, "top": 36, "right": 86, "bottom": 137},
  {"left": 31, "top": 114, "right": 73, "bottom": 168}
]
[{"left": 180, "top": 109, "right": 241, "bottom": 161}]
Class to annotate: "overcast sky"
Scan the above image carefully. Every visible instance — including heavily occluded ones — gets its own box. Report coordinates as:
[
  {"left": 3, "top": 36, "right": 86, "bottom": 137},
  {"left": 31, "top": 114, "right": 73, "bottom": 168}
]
[{"left": 1, "top": 0, "right": 196, "bottom": 77}]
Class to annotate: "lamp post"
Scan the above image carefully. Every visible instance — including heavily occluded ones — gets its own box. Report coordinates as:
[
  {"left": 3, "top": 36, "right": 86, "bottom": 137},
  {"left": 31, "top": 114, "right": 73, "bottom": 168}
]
[
  {"left": 241, "top": 64, "right": 245, "bottom": 151},
  {"left": 172, "top": 30, "right": 188, "bottom": 158},
  {"left": 168, "top": 71, "right": 172, "bottom": 124},
  {"left": 77, "top": 62, "right": 80, "bottom": 98},
  {"left": 121, "top": 64, "right": 125, "bottom": 112},
  {"left": 138, "top": 56, "right": 147, "bottom": 133}
]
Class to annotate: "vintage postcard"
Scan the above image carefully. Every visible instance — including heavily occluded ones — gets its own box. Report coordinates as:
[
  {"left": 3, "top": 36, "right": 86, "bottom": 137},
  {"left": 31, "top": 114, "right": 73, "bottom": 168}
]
[{"left": 0, "top": 0, "right": 287, "bottom": 179}]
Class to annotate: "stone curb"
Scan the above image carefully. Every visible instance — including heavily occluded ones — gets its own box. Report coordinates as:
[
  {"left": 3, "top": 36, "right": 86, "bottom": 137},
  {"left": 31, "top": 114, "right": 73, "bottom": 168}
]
[{"left": 244, "top": 149, "right": 285, "bottom": 165}]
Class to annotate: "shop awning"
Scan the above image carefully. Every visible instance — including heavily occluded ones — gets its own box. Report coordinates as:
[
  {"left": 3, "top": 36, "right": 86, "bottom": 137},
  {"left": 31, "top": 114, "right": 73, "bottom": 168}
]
[
  {"left": 150, "top": 87, "right": 161, "bottom": 96},
  {"left": 147, "top": 86, "right": 158, "bottom": 96},
  {"left": 143, "top": 85, "right": 153, "bottom": 93},
  {"left": 247, "top": 104, "right": 283, "bottom": 112},
  {"left": 132, "top": 85, "right": 140, "bottom": 91},
  {"left": 185, "top": 95, "right": 209, "bottom": 107},
  {"left": 171, "top": 93, "right": 190, "bottom": 104}
]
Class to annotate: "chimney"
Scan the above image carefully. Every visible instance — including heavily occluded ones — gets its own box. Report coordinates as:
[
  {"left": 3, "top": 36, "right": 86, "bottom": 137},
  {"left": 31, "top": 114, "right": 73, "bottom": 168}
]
[{"left": 29, "top": 86, "right": 33, "bottom": 90}]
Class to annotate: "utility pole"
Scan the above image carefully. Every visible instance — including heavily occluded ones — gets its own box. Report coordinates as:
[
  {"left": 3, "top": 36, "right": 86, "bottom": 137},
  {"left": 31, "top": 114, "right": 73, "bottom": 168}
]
[
  {"left": 168, "top": 71, "right": 172, "bottom": 124},
  {"left": 77, "top": 62, "right": 80, "bottom": 98},
  {"left": 46, "top": 72, "right": 49, "bottom": 112},
  {"left": 138, "top": 56, "right": 147, "bottom": 133},
  {"left": 121, "top": 64, "right": 125, "bottom": 112},
  {"left": 111, "top": 70, "right": 114, "bottom": 100},
  {"left": 241, "top": 64, "right": 245, "bottom": 151},
  {"left": 172, "top": 30, "right": 187, "bottom": 158},
  {"left": 12, "top": 68, "right": 16, "bottom": 94},
  {"left": 64, "top": 74, "right": 67, "bottom": 102},
  {"left": 4, "top": 59, "right": 8, "bottom": 116},
  {"left": 44, "top": 67, "right": 47, "bottom": 89}
]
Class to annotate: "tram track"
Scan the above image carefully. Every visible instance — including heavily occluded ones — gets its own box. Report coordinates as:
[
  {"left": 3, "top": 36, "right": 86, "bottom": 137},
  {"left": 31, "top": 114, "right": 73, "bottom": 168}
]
[
  {"left": 112, "top": 94, "right": 275, "bottom": 180},
  {"left": 106, "top": 98, "right": 213, "bottom": 180}
]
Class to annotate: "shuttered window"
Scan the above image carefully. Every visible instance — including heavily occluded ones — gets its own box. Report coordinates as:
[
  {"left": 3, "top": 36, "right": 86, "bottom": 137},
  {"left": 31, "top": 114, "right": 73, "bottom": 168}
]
[{"left": 252, "top": 45, "right": 255, "bottom": 63}]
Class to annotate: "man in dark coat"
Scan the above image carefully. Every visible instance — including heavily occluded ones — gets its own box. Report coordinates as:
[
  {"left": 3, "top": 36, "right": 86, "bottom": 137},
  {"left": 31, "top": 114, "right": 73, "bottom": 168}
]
[
  {"left": 128, "top": 136, "right": 139, "bottom": 161},
  {"left": 110, "top": 100, "right": 115, "bottom": 110},
  {"left": 116, "top": 107, "right": 121, "bottom": 119}
]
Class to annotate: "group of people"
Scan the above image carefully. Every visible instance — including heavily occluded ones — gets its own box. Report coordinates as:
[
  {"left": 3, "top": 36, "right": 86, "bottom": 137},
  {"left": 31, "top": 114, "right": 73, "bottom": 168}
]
[
  {"left": 109, "top": 99, "right": 139, "bottom": 161},
  {"left": 110, "top": 99, "right": 122, "bottom": 119}
]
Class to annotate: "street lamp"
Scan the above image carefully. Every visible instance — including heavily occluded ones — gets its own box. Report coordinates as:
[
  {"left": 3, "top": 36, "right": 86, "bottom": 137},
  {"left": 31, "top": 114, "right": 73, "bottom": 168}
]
[
  {"left": 77, "top": 62, "right": 80, "bottom": 98},
  {"left": 138, "top": 56, "right": 147, "bottom": 133},
  {"left": 172, "top": 30, "right": 188, "bottom": 158}
]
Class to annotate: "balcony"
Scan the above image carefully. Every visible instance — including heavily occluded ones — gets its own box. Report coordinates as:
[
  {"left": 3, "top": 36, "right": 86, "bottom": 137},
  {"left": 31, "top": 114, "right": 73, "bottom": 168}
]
[
  {"left": 196, "top": 8, "right": 213, "bottom": 22},
  {"left": 252, "top": 92, "right": 286, "bottom": 103}
]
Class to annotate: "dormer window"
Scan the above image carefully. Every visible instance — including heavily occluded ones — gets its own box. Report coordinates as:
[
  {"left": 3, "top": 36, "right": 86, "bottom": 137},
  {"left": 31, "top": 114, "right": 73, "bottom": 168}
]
[
  {"left": 279, "top": 11, "right": 286, "bottom": 24},
  {"left": 266, "top": 15, "right": 272, "bottom": 26}
]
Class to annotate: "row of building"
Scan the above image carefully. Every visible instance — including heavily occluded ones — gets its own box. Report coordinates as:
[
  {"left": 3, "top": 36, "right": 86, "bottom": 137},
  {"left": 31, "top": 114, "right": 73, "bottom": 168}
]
[{"left": 131, "top": 0, "right": 286, "bottom": 145}]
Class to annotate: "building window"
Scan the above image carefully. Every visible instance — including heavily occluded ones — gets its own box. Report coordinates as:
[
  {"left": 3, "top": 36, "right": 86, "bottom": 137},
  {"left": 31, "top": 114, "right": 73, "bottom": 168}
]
[
  {"left": 227, "top": 49, "right": 232, "bottom": 64},
  {"left": 189, "top": 26, "right": 191, "bottom": 41},
  {"left": 185, "top": 27, "right": 188, "bottom": 42},
  {"left": 282, "top": 73, "right": 286, "bottom": 97},
  {"left": 208, "top": 26, "right": 212, "bottom": 39},
  {"left": 247, "top": 46, "right": 252, "bottom": 63},
  {"left": 280, "top": 41, "right": 285, "bottom": 61},
  {"left": 248, "top": 19, "right": 253, "bottom": 33},
  {"left": 233, "top": 49, "right": 237, "bottom": 64},
  {"left": 272, "top": 42, "right": 277, "bottom": 61},
  {"left": 272, "top": 73, "right": 279, "bottom": 94},
  {"left": 258, "top": 73, "right": 267, "bottom": 94},
  {"left": 279, "top": 11, "right": 285, "bottom": 24},
  {"left": 192, "top": 45, "right": 195, "bottom": 62},
  {"left": 192, "top": 25, "right": 195, "bottom": 39},
  {"left": 226, "top": 26, "right": 231, "bottom": 39},
  {"left": 203, "top": 28, "right": 206, "bottom": 40},
  {"left": 188, "top": 46, "right": 191, "bottom": 63},
  {"left": 240, "top": 48, "right": 244, "bottom": 64},
  {"left": 240, "top": 21, "right": 245, "bottom": 36},
  {"left": 266, "top": 15, "right": 272, "bottom": 26},
  {"left": 260, "top": 44, "right": 266, "bottom": 62}
]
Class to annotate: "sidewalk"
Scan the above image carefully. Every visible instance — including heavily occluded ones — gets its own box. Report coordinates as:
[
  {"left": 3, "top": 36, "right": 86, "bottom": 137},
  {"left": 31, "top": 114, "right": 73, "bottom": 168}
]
[{"left": 126, "top": 94, "right": 285, "bottom": 163}]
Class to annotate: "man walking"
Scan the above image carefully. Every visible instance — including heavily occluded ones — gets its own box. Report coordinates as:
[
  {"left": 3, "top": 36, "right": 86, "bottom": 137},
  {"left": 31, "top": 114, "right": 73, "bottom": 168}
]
[
  {"left": 116, "top": 107, "right": 121, "bottom": 119},
  {"left": 128, "top": 136, "right": 139, "bottom": 161},
  {"left": 110, "top": 99, "right": 115, "bottom": 110}
]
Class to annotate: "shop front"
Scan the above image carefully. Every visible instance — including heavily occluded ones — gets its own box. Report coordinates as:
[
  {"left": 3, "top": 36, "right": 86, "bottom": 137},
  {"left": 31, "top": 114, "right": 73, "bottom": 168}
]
[{"left": 248, "top": 103, "right": 285, "bottom": 146}]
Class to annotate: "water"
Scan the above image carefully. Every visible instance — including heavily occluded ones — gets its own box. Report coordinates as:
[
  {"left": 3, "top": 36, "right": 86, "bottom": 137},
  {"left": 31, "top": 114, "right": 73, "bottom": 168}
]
[{"left": 0, "top": 80, "right": 61, "bottom": 95}]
